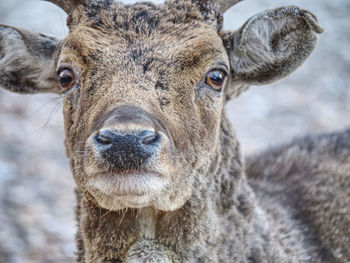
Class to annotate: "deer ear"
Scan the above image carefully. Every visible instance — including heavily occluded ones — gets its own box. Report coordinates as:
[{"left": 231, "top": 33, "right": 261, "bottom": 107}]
[
  {"left": 223, "top": 6, "right": 323, "bottom": 90},
  {"left": 0, "top": 25, "right": 61, "bottom": 94}
]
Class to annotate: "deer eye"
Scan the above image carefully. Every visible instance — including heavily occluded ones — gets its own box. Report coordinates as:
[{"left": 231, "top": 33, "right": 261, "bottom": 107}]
[
  {"left": 205, "top": 70, "right": 227, "bottom": 91},
  {"left": 58, "top": 68, "right": 75, "bottom": 91}
]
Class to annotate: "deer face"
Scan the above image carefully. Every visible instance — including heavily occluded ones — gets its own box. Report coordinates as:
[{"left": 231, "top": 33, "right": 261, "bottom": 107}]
[
  {"left": 0, "top": 0, "right": 322, "bottom": 211},
  {"left": 60, "top": 2, "right": 230, "bottom": 211}
]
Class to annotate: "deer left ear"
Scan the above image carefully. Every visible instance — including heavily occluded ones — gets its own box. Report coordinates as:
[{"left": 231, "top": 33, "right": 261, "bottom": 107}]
[
  {"left": 0, "top": 25, "right": 61, "bottom": 94},
  {"left": 222, "top": 6, "right": 323, "bottom": 89}
]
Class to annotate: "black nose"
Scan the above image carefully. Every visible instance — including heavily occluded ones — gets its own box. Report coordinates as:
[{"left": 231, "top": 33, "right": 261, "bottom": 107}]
[{"left": 94, "top": 129, "right": 161, "bottom": 170}]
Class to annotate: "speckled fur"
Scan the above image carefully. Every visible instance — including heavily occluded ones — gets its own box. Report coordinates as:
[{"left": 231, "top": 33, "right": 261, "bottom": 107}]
[
  {"left": 0, "top": 0, "right": 347, "bottom": 262},
  {"left": 246, "top": 129, "right": 350, "bottom": 262}
]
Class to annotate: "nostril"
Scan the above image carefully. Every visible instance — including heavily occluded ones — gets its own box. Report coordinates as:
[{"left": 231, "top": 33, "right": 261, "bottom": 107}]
[
  {"left": 95, "top": 130, "right": 113, "bottom": 145},
  {"left": 140, "top": 131, "right": 160, "bottom": 145},
  {"left": 92, "top": 128, "right": 163, "bottom": 170}
]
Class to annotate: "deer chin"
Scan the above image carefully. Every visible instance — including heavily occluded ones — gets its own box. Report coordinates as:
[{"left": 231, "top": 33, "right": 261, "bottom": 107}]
[
  {"left": 85, "top": 172, "right": 168, "bottom": 210},
  {"left": 84, "top": 170, "right": 192, "bottom": 211}
]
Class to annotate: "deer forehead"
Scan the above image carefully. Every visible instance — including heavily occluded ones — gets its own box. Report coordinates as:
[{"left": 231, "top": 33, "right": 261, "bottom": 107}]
[{"left": 59, "top": 22, "right": 227, "bottom": 74}]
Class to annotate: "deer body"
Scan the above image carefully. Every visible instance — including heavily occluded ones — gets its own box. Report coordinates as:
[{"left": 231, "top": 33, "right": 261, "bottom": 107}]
[
  {"left": 0, "top": 0, "right": 349, "bottom": 262},
  {"left": 74, "top": 115, "right": 325, "bottom": 263}
]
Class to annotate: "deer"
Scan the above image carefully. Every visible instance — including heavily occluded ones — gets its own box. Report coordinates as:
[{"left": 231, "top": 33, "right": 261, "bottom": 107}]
[{"left": 0, "top": 0, "right": 349, "bottom": 262}]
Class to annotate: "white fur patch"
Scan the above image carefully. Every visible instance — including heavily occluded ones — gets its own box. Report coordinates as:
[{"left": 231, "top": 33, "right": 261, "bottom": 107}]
[{"left": 86, "top": 173, "right": 168, "bottom": 210}]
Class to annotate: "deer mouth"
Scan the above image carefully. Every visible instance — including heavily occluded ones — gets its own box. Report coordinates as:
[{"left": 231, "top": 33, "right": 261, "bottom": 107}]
[
  {"left": 85, "top": 170, "right": 168, "bottom": 210},
  {"left": 99, "top": 169, "right": 161, "bottom": 176}
]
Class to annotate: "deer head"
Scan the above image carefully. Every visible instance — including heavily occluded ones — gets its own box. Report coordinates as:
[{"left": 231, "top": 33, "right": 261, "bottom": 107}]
[{"left": 0, "top": 0, "right": 323, "bottom": 211}]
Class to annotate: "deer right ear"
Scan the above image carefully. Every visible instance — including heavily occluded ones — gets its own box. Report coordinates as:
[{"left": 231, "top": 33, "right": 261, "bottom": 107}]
[
  {"left": 222, "top": 6, "right": 323, "bottom": 95},
  {"left": 0, "top": 25, "right": 62, "bottom": 94}
]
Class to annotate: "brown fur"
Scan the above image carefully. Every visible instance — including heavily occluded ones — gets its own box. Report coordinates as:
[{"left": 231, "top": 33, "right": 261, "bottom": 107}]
[{"left": 1, "top": 0, "right": 348, "bottom": 262}]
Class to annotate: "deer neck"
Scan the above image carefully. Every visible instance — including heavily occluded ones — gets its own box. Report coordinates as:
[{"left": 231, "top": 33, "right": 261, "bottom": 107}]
[{"left": 74, "top": 115, "right": 254, "bottom": 262}]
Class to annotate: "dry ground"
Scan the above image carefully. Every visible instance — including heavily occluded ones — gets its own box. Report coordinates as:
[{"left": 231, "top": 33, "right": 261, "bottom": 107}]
[{"left": 0, "top": 0, "right": 349, "bottom": 262}]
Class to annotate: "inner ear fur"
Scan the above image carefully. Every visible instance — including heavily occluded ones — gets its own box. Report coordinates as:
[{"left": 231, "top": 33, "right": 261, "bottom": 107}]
[
  {"left": 222, "top": 6, "right": 323, "bottom": 89},
  {"left": 0, "top": 25, "right": 61, "bottom": 94}
]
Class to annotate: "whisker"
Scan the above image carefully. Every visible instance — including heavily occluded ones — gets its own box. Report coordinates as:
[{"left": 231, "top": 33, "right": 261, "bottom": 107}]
[{"left": 119, "top": 207, "right": 128, "bottom": 225}]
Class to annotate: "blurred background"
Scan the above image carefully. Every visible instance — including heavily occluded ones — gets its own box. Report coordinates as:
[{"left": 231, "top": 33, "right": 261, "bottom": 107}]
[{"left": 0, "top": 0, "right": 349, "bottom": 262}]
